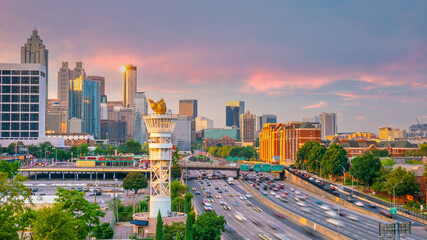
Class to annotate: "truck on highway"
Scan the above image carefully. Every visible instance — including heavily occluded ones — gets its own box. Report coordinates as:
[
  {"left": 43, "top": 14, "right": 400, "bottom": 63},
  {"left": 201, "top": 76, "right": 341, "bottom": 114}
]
[{"left": 228, "top": 177, "right": 234, "bottom": 185}]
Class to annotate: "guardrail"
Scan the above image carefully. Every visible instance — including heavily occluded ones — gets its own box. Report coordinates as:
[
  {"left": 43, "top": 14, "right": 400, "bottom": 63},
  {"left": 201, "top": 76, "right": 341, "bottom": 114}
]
[{"left": 343, "top": 187, "right": 427, "bottom": 221}]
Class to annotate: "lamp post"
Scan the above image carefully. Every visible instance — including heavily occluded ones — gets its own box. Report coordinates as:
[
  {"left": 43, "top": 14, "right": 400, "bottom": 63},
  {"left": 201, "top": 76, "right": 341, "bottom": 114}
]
[
  {"left": 338, "top": 164, "right": 346, "bottom": 186},
  {"left": 315, "top": 159, "right": 322, "bottom": 181},
  {"left": 386, "top": 181, "right": 402, "bottom": 221},
  {"left": 349, "top": 171, "right": 359, "bottom": 196}
]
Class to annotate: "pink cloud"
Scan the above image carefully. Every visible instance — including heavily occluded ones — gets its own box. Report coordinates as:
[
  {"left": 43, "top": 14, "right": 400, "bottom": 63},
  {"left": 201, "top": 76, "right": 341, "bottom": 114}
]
[
  {"left": 302, "top": 101, "right": 327, "bottom": 109},
  {"left": 356, "top": 116, "right": 366, "bottom": 120}
]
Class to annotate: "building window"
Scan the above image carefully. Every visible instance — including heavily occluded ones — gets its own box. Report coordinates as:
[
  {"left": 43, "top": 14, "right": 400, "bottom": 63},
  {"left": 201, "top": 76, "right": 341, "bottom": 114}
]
[
  {"left": 21, "top": 86, "right": 29, "bottom": 93},
  {"left": 11, "top": 132, "right": 19, "bottom": 138},
  {"left": 21, "top": 95, "right": 29, "bottom": 102},
  {"left": 30, "top": 123, "right": 38, "bottom": 130},
  {"left": 31, "top": 71, "right": 39, "bottom": 75},
  {"left": 2, "top": 86, "right": 11, "bottom": 93},
  {"left": 11, "top": 70, "right": 20, "bottom": 75},
  {"left": 12, "top": 95, "right": 20, "bottom": 102},
  {"left": 21, "top": 123, "right": 29, "bottom": 130},
  {"left": 1, "top": 70, "right": 11, "bottom": 75},
  {"left": 30, "top": 114, "right": 38, "bottom": 121},
  {"left": 1, "top": 132, "right": 10, "bottom": 138},
  {"left": 11, "top": 104, "right": 20, "bottom": 112},
  {"left": 12, "top": 77, "right": 20, "bottom": 84},
  {"left": 2, "top": 113, "right": 10, "bottom": 121},
  {"left": 2, "top": 95, "right": 10, "bottom": 102},
  {"left": 1, "top": 76, "right": 11, "bottom": 84},
  {"left": 30, "top": 105, "right": 39, "bottom": 112},
  {"left": 11, "top": 114, "right": 19, "bottom": 121},
  {"left": 11, "top": 122, "right": 19, "bottom": 130},
  {"left": 21, "top": 76, "right": 30, "bottom": 84},
  {"left": 12, "top": 86, "right": 20, "bottom": 93},
  {"left": 30, "top": 132, "right": 38, "bottom": 138},
  {"left": 21, "top": 104, "right": 29, "bottom": 112},
  {"left": 20, "top": 132, "right": 29, "bottom": 137},
  {"left": 21, "top": 70, "right": 29, "bottom": 75},
  {"left": 21, "top": 114, "right": 29, "bottom": 121},
  {"left": 31, "top": 77, "right": 39, "bottom": 84},
  {"left": 31, "top": 95, "right": 39, "bottom": 102},
  {"left": 2, "top": 123, "right": 10, "bottom": 130},
  {"left": 40, "top": 72, "right": 45, "bottom": 77},
  {"left": 31, "top": 86, "right": 39, "bottom": 93}
]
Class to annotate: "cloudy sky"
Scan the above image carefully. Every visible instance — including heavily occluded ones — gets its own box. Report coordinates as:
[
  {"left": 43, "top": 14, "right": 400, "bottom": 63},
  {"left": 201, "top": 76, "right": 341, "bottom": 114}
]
[{"left": 1, "top": 1, "right": 426, "bottom": 133}]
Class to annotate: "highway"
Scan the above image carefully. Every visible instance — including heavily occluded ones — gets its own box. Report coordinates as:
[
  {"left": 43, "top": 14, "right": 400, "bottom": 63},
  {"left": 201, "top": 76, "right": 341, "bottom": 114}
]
[{"left": 188, "top": 176, "right": 324, "bottom": 240}]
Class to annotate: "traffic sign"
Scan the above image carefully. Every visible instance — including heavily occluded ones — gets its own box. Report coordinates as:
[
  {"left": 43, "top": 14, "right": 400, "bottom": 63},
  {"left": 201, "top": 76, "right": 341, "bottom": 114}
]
[{"left": 390, "top": 207, "right": 397, "bottom": 215}]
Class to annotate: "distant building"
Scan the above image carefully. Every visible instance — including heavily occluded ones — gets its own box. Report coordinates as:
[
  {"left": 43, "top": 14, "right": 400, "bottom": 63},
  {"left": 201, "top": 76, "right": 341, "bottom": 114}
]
[
  {"left": 58, "top": 62, "right": 86, "bottom": 109},
  {"left": 204, "top": 136, "right": 235, "bottom": 149},
  {"left": 179, "top": 99, "right": 198, "bottom": 119},
  {"left": 100, "top": 120, "right": 127, "bottom": 145},
  {"left": 408, "top": 123, "right": 427, "bottom": 138},
  {"left": 108, "top": 106, "right": 134, "bottom": 140},
  {"left": 203, "top": 128, "right": 239, "bottom": 140},
  {"left": 240, "top": 111, "right": 256, "bottom": 142},
  {"left": 107, "top": 101, "right": 123, "bottom": 110},
  {"left": 46, "top": 102, "right": 67, "bottom": 134},
  {"left": 195, "top": 116, "right": 214, "bottom": 132},
  {"left": 319, "top": 112, "right": 337, "bottom": 140},
  {"left": 302, "top": 115, "right": 319, "bottom": 124},
  {"left": 134, "top": 92, "right": 148, "bottom": 144},
  {"left": 122, "top": 65, "right": 137, "bottom": 109},
  {"left": 21, "top": 29, "right": 48, "bottom": 102},
  {"left": 330, "top": 137, "right": 419, "bottom": 158},
  {"left": 46, "top": 133, "right": 94, "bottom": 147},
  {"left": 325, "top": 132, "right": 377, "bottom": 141},
  {"left": 87, "top": 76, "right": 105, "bottom": 95},
  {"left": 226, "top": 101, "right": 245, "bottom": 128},
  {"left": 379, "top": 127, "right": 407, "bottom": 140},
  {"left": 68, "top": 76, "right": 100, "bottom": 137},
  {"left": 67, "top": 117, "right": 85, "bottom": 133},
  {"left": 257, "top": 114, "right": 277, "bottom": 132},
  {"left": 259, "top": 123, "right": 283, "bottom": 163},
  {"left": 172, "top": 115, "right": 191, "bottom": 151},
  {"left": 0, "top": 63, "right": 54, "bottom": 146}
]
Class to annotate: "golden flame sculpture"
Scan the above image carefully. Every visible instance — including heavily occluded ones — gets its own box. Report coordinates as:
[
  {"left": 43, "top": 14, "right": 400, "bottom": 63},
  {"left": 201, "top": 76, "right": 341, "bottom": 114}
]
[{"left": 147, "top": 98, "right": 167, "bottom": 114}]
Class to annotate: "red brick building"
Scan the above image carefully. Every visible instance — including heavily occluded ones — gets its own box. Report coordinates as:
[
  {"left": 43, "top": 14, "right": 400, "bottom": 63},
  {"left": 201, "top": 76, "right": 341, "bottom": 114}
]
[{"left": 204, "top": 135, "right": 235, "bottom": 149}]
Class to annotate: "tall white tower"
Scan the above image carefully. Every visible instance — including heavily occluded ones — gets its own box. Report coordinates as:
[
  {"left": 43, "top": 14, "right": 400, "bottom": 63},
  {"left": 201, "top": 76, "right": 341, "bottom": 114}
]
[{"left": 143, "top": 113, "right": 177, "bottom": 218}]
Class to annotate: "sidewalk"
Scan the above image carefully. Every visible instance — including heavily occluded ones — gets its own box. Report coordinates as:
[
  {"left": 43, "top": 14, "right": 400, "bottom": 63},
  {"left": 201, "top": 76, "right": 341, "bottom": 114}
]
[{"left": 113, "top": 222, "right": 133, "bottom": 239}]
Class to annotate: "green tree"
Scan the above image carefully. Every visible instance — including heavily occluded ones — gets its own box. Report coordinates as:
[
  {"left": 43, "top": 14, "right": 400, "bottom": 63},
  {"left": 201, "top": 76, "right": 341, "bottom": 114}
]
[
  {"left": 381, "top": 158, "right": 396, "bottom": 167},
  {"left": 122, "top": 172, "right": 148, "bottom": 194},
  {"left": 55, "top": 188, "right": 105, "bottom": 239},
  {"left": 184, "top": 211, "right": 193, "bottom": 240},
  {"left": 171, "top": 197, "right": 186, "bottom": 212},
  {"left": 142, "top": 143, "right": 149, "bottom": 155},
  {"left": 172, "top": 146, "right": 181, "bottom": 164},
  {"left": 321, "top": 144, "right": 348, "bottom": 177},
  {"left": 126, "top": 140, "right": 143, "bottom": 154},
  {"left": 16, "top": 207, "right": 37, "bottom": 240},
  {"left": 350, "top": 153, "right": 382, "bottom": 191},
  {"left": 296, "top": 141, "right": 316, "bottom": 168},
  {"left": 368, "top": 149, "right": 389, "bottom": 157},
  {"left": 193, "top": 212, "right": 226, "bottom": 240},
  {"left": 0, "top": 160, "right": 19, "bottom": 178},
  {"left": 163, "top": 222, "right": 185, "bottom": 240},
  {"left": 306, "top": 143, "right": 326, "bottom": 173},
  {"left": 384, "top": 166, "right": 419, "bottom": 203},
  {"left": 156, "top": 210, "right": 164, "bottom": 240},
  {"left": 31, "top": 205, "right": 78, "bottom": 240},
  {"left": 171, "top": 180, "right": 188, "bottom": 200},
  {"left": 94, "top": 146, "right": 105, "bottom": 155},
  {"left": 78, "top": 143, "right": 90, "bottom": 156},
  {"left": 92, "top": 222, "right": 114, "bottom": 239},
  {"left": 171, "top": 164, "right": 182, "bottom": 179}
]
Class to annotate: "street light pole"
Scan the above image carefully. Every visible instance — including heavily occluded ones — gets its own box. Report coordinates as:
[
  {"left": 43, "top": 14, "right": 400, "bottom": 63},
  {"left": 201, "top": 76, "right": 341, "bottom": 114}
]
[
  {"left": 338, "top": 164, "right": 346, "bottom": 186},
  {"left": 349, "top": 171, "right": 359, "bottom": 196},
  {"left": 386, "top": 181, "right": 401, "bottom": 221}
]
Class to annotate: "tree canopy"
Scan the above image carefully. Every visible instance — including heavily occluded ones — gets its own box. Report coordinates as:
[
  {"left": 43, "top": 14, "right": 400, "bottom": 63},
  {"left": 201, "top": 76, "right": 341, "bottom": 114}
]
[
  {"left": 192, "top": 212, "right": 226, "bottom": 240},
  {"left": 31, "top": 205, "right": 78, "bottom": 240},
  {"left": 350, "top": 153, "right": 382, "bottom": 190},
  {"left": 321, "top": 144, "right": 348, "bottom": 177},
  {"left": 385, "top": 166, "right": 419, "bottom": 199},
  {"left": 122, "top": 172, "right": 148, "bottom": 194}
]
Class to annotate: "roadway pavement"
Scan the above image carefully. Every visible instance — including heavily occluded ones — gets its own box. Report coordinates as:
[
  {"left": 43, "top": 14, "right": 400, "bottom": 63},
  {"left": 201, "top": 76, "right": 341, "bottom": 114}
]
[{"left": 188, "top": 177, "right": 324, "bottom": 240}]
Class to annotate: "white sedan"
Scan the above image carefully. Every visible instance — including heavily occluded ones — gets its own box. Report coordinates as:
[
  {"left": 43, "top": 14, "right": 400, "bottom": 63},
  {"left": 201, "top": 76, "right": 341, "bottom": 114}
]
[{"left": 355, "top": 201, "right": 365, "bottom": 207}]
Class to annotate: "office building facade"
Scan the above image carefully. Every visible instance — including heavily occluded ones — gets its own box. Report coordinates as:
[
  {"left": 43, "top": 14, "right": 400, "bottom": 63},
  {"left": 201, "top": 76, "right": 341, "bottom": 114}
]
[
  {"left": 68, "top": 76, "right": 100, "bottom": 137},
  {"left": 319, "top": 112, "right": 337, "bottom": 140},
  {"left": 172, "top": 115, "right": 192, "bottom": 151},
  {"left": 240, "top": 111, "right": 256, "bottom": 142},
  {"left": 257, "top": 114, "right": 277, "bottom": 131},
  {"left": 122, "top": 65, "right": 137, "bottom": 108},
  {"left": 0, "top": 63, "right": 47, "bottom": 142},
  {"left": 87, "top": 76, "right": 105, "bottom": 95},
  {"left": 203, "top": 128, "right": 239, "bottom": 140},
  {"left": 379, "top": 127, "right": 407, "bottom": 140},
  {"left": 195, "top": 116, "right": 214, "bottom": 132},
  {"left": 134, "top": 92, "right": 148, "bottom": 144},
  {"left": 179, "top": 99, "right": 198, "bottom": 119},
  {"left": 108, "top": 106, "right": 134, "bottom": 140},
  {"left": 58, "top": 62, "right": 86, "bottom": 109},
  {"left": 226, "top": 101, "right": 244, "bottom": 128}
]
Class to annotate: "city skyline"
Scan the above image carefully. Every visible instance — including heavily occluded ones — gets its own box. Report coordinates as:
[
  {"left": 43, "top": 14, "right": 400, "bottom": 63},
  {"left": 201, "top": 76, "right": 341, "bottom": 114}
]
[{"left": 0, "top": 1, "right": 426, "bottom": 133}]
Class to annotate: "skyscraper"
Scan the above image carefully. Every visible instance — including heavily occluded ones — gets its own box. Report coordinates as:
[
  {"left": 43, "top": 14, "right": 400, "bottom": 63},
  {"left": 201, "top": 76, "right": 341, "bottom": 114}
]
[
  {"left": 122, "top": 64, "right": 137, "bottom": 108},
  {"left": 57, "top": 62, "right": 86, "bottom": 109},
  {"left": 0, "top": 63, "right": 46, "bottom": 143},
  {"left": 257, "top": 114, "right": 277, "bottom": 131},
  {"left": 179, "top": 99, "right": 198, "bottom": 119},
  {"left": 21, "top": 29, "right": 48, "bottom": 97},
  {"left": 134, "top": 92, "right": 148, "bottom": 144},
  {"left": 240, "top": 111, "right": 256, "bottom": 142},
  {"left": 87, "top": 76, "right": 105, "bottom": 95},
  {"left": 195, "top": 116, "right": 214, "bottom": 132},
  {"left": 226, "top": 101, "right": 245, "bottom": 128},
  {"left": 319, "top": 112, "right": 337, "bottom": 140},
  {"left": 68, "top": 76, "right": 100, "bottom": 137}
]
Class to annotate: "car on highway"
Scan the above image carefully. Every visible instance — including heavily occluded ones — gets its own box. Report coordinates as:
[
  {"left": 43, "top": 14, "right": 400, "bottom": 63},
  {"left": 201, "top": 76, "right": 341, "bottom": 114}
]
[
  {"left": 218, "top": 189, "right": 223, "bottom": 193},
  {"left": 228, "top": 193, "right": 234, "bottom": 197},
  {"left": 346, "top": 197, "right": 355, "bottom": 202},
  {"left": 233, "top": 201, "right": 239, "bottom": 206},
  {"left": 219, "top": 201, "right": 226, "bottom": 205},
  {"left": 280, "top": 198, "right": 287, "bottom": 202},
  {"left": 330, "top": 185, "right": 337, "bottom": 191},
  {"left": 223, "top": 204, "right": 231, "bottom": 210},
  {"left": 246, "top": 193, "right": 253, "bottom": 198},
  {"left": 379, "top": 210, "right": 392, "bottom": 218},
  {"left": 235, "top": 212, "right": 247, "bottom": 221},
  {"left": 39, "top": 193, "right": 45, "bottom": 195},
  {"left": 240, "top": 196, "right": 247, "bottom": 200},
  {"left": 253, "top": 206, "right": 262, "bottom": 212},
  {"left": 215, "top": 195, "right": 221, "bottom": 199},
  {"left": 195, "top": 191, "right": 200, "bottom": 195},
  {"left": 257, "top": 232, "right": 272, "bottom": 240},
  {"left": 250, "top": 218, "right": 262, "bottom": 226},
  {"left": 202, "top": 199, "right": 209, "bottom": 205},
  {"left": 320, "top": 205, "right": 331, "bottom": 211},
  {"left": 296, "top": 201, "right": 306, "bottom": 207},
  {"left": 215, "top": 186, "right": 219, "bottom": 190},
  {"left": 326, "top": 210, "right": 337, "bottom": 217},
  {"left": 369, "top": 203, "right": 377, "bottom": 208},
  {"left": 274, "top": 212, "right": 285, "bottom": 218},
  {"left": 192, "top": 188, "right": 196, "bottom": 191},
  {"left": 295, "top": 190, "right": 301, "bottom": 195},
  {"left": 83, "top": 187, "right": 89, "bottom": 192},
  {"left": 280, "top": 192, "right": 287, "bottom": 198},
  {"left": 355, "top": 201, "right": 365, "bottom": 207},
  {"left": 89, "top": 191, "right": 96, "bottom": 196},
  {"left": 204, "top": 205, "right": 213, "bottom": 212},
  {"left": 77, "top": 187, "right": 82, "bottom": 192},
  {"left": 275, "top": 194, "right": 281, "bottom": 199},
  {"left": 301, "top": 207, "right": 311, "bottom": 213},
  {"left": 224, "top": 224, "right": 235, "bottom": 232},
  {"left": 268, "top": 222, "right": 281, "bottom": 230},
  {"left": 207, "top": 198, "right": 214, "bottom": 203},
  {"left": 246, "top": 201, "right": 253, "bottom": 207},
  {"left": 201, "top": 187, "right": 205, "bottom": 190},
  {"left": 31, "top": 188, "right": 38, "bottom": 192},
  {"left": 347, "top": 214, "right": 359, "bottom": 221},
  {"left": 236, "top": 193, "right": 241, "bottom": 197},
  {"left": 274, "top": 233, "right": 290, "bottom": 240},
  {"left": 315, "top": 200, "right": 323, "bottom": 205},
  {"left": 270, "top": 191, "right": 276, "bottom": 196},
  {"left": 326, "top": 218, "right": 343, "bottom": 226}
]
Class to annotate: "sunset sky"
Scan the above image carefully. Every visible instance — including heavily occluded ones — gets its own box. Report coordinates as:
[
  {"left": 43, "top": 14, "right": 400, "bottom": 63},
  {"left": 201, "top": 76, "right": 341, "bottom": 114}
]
[{"left": 1, "top": 1, "right": 426, "bottom": 133}]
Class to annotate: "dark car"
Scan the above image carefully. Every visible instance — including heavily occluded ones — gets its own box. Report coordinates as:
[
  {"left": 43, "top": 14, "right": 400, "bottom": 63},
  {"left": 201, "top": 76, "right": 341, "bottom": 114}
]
[
  {"left": 379, "top": 210, "right": 392, "bottom": 218},
  {"left": 77, "top": 187, "right": 82, "bottom": 192},
  {"left": 346, "top": 197, "right": 355, "bottom": 202},
  {"left": 195, "top": 191, "right": 200, "bottom": 195},
  {"left": 218, "top": 189, "right": 223, "bottom": 193},
  {"left": 274, "top": 212, "right": 285, "bottom": 218},
  {"left": 31, "top": 188, "right": 38, "bottom": 192},
  {"left": 263, "top": 186, "right": 268, "bottom": 190},
  {"left": 369, "top": 203, "right": 377, "bottom": 208}
]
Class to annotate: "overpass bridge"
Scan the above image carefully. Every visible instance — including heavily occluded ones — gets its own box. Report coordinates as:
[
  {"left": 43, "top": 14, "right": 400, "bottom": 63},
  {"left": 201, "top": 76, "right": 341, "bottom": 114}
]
[{"left": 19, "top": 167, "right": 149, "bottom": 180}]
